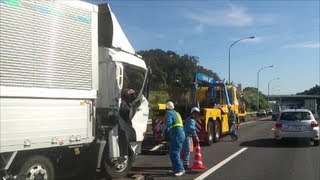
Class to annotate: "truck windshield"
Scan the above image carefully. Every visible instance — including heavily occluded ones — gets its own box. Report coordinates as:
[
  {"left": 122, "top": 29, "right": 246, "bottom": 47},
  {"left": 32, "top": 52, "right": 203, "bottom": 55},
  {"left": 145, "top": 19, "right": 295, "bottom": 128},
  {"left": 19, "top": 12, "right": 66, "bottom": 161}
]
[
  {"left": 123, "top": 64, "right": 146, "bottom": 97},
  {"left": 227, "top": 89, "right": 233, "bottom": 104}
]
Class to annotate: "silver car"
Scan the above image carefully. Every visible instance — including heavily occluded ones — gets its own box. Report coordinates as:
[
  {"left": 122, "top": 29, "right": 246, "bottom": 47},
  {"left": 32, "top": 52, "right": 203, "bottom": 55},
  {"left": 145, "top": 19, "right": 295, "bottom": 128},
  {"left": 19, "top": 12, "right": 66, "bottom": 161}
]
[{"left": 274, "top": 109, "right": 319, "bottom": 146}]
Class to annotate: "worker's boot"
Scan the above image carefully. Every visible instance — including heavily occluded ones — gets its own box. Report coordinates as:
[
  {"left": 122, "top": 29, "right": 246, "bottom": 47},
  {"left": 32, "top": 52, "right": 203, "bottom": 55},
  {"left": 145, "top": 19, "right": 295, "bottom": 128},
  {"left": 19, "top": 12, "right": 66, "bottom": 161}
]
[{"left": 183, "top": 160, "right": 190, "bottom": 170}]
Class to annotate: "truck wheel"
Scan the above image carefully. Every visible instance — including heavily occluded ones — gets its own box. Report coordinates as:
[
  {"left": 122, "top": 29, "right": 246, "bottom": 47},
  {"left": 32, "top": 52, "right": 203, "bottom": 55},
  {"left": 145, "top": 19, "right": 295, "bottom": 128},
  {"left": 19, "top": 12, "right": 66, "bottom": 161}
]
[
  {"left": 103, "top": 151, "right": 133, "bottom": 179},
  {"left": 205, "top": 121, "right": 214, "bottom": 146},
  {"left": 17, "top": 155, "right": 54, "bottom": 180},
  {"left": 212, "top": 121, "right": 221, "bottom": 143},
  {"left": 314, "top": 140, "right": 319, "bottom": 146}
]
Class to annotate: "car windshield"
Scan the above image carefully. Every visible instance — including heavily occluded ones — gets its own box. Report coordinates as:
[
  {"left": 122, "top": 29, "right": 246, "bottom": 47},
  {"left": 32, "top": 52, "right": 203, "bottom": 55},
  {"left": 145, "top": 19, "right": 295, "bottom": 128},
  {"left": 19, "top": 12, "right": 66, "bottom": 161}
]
[{"left": 280, "top": 112, "right": 312, "bottom": 121}]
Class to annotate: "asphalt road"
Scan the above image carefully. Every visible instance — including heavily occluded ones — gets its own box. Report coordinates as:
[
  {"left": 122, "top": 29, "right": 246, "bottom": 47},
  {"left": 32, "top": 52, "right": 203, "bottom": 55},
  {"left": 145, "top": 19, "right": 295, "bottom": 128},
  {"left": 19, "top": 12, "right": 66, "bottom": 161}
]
[{"left": 123, "top": 116, "right": 320, "bottom": 180}]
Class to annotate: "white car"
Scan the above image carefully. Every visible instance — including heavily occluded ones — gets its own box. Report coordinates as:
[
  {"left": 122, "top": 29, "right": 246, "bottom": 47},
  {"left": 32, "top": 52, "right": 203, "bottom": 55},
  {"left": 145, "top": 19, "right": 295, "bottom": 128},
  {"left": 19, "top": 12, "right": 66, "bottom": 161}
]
[{"left": 274, "top": 109, "right": 319, "bottom": 146}]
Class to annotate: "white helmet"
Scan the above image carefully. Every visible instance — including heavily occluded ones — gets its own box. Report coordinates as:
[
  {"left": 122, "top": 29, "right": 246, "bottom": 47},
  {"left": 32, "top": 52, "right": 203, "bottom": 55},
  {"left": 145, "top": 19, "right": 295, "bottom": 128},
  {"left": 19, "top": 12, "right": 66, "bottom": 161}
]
[
  {"left": 166, "top": 101, "right": 174, "bottom": 110},
  {"left": 190, "top": 107, "right": 200, "bottom": 114}
]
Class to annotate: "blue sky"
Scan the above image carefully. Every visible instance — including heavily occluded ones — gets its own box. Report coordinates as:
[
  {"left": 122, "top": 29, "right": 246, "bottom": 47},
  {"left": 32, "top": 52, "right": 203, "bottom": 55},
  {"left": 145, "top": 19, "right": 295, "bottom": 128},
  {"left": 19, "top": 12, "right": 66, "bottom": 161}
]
[{"left": 91, "top": 0, "right": 319, "bottom": 95}]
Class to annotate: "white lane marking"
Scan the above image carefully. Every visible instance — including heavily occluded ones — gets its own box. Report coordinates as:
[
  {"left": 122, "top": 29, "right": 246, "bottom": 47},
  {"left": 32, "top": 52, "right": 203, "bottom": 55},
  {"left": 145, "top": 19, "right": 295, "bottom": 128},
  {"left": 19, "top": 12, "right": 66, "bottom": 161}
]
[
  {"left": 195, "top": 147, "right": 248, "bottom": 180},
  {"left": 259, "top": 116, "right": 271, "bottom": 121},
  {"left": 239, "top": 121, "right": 254, "bottom": 126},
  {"left": 150, "top": 144, "right": 164, "bottom": 151}
]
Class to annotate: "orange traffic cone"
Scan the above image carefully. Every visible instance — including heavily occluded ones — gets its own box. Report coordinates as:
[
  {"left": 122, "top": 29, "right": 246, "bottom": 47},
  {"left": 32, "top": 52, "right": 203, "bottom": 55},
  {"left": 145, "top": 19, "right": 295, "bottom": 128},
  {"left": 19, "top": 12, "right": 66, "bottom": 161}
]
[{"left": 191, "top": 142, "right": 207, "bottom": 170}]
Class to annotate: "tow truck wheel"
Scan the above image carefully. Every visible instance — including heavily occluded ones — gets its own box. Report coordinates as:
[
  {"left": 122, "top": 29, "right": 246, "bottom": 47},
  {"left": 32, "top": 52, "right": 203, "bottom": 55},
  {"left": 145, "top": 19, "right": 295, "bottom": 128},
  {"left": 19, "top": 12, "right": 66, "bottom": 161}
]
[
  {"left": 206, "top": 121, "right": 214, "bottom": 146},
  {"left": 17, "top": 155, "right": 54, "bottom": 180},
  {"left": 103, "top": 150, "right": 133, "bottom": 179},
  {"left": 212, "top": 121, "right": 221, "bottom": 143}
]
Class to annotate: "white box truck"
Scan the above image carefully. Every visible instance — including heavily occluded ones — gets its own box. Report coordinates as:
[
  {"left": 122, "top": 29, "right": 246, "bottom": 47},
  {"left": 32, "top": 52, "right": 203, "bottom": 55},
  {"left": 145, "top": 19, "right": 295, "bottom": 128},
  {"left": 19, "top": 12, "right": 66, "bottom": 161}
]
[{"left": 0, "top": 1, "right": 150, "bottom": 179}]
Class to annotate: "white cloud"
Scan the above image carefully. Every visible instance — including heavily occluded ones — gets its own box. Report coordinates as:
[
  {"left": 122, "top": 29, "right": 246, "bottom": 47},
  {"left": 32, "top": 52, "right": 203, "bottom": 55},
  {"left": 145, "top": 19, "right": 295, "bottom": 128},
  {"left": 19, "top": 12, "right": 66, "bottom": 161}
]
[
  {"left": 195, "top": 24, "right": 204, "bottom": 33},
  {"left": 186, "top": 4, "right": 253, "bottom": 27},
  {"left": 185, "top": 4, "right": 276, "bottom": 28},
  {"left": 282, "top": 42, "right": 320, "bottom": 48}
]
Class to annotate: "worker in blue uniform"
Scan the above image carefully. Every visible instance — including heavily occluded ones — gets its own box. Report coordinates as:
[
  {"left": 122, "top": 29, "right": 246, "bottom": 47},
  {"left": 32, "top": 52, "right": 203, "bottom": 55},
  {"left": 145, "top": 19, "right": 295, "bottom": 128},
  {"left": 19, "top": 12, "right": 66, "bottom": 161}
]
[
  {"left": 182, "top": 107, "right": 200, "bottom": 168},
  {"left": 162, "top": 101, "right": 185, "bottom": 177},
  {"left": 228, "top": 107, "right": 238, "bottom": 140}
]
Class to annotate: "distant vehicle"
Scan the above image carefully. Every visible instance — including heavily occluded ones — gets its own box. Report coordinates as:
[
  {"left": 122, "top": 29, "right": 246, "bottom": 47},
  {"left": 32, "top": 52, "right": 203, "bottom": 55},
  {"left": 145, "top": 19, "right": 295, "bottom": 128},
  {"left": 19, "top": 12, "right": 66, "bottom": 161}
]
[
  {"left": 266, "top": 109, "right": 273, "bottom": 115},
  {"left": 274, "top": 109, "right": 319, "bottom": 146},
  {"left": 272, "top": 104, "right": 282, "bottom": 121},
  {"left": 257, "top": 110, "right": 267, "bottom": 117}
]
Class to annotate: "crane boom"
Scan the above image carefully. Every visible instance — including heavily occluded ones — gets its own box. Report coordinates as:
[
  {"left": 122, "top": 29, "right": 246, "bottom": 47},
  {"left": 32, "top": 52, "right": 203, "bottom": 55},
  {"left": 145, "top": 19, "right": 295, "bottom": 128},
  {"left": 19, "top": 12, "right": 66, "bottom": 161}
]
[{"left": 193, "top": 72, "right": 231, "bottom": 106}]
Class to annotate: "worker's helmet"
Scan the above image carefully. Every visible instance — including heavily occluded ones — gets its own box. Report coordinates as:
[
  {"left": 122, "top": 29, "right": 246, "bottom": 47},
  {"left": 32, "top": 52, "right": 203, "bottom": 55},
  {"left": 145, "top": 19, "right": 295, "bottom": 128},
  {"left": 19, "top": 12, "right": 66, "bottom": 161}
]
[
  {"left": 190, "top": 107, "right": 200, "bottom": 114},
  {"left": 166, "top": 101, "right": 174, "bottom": 110}
]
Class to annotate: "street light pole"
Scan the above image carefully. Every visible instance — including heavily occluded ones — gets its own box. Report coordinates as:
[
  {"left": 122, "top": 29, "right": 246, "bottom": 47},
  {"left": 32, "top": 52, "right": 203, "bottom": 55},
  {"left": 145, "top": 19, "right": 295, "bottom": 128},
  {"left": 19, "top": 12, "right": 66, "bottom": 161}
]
[
  {"left": 257, "top": 65, "right": 273, "bottom": 110},
  {"left": 268, "top": 78, "right": 280, "bottom": 100},
  {"left": 228, "top": 36, "right": 255, "bottom": 83}
]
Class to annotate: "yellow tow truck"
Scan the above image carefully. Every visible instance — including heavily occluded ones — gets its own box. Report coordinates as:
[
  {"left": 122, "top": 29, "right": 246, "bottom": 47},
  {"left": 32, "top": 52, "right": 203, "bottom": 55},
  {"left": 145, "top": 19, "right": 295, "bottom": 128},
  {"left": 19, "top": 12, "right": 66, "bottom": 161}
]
[{"left": 193, "top": 73, "right": 242, "bottom": 145}]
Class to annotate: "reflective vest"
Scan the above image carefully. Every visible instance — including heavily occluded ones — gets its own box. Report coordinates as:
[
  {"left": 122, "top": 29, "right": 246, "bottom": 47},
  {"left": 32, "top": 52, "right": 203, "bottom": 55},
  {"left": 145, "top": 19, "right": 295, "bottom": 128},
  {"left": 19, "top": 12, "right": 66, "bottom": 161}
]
[{"left": 172, "top": 110, "right": 183, "bottom": 128}]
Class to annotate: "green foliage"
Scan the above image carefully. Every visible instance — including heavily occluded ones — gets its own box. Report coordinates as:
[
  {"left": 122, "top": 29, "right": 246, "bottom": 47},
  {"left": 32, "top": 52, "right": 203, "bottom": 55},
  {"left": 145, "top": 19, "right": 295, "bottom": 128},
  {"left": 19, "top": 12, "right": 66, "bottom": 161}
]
[
  {"left": 297, "top": 85, "right": 320, "bottom": 95},
  {"left": 148, "top": 91, "right": 169, "bottom": 105},
  {"left": 137, "top": 49, "right": 220, "bottom": 92},
  {"left": 243, "top": 87, "right": 270, "bottom": 111}
]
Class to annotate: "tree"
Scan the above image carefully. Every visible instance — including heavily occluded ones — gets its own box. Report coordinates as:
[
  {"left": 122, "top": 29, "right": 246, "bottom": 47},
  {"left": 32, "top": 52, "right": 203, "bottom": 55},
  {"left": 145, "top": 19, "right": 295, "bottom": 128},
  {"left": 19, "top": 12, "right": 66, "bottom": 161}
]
[
  {"left": 297, "top": 85, "right": 320, "bottom": 95},
  {"left": 137, "top": 49, "right": 221, "bottom": 92},
  {"left": 243, "top": 87, "right": 270, "bottom": 111}
]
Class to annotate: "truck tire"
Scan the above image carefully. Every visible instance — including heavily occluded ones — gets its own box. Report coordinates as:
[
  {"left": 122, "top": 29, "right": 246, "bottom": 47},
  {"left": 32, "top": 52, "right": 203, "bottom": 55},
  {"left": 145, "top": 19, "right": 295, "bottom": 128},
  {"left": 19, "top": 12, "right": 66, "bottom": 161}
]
[
  {"left": 205, "top": 121, "right": 214, "bottom": 146},
  {"left": 212, "top": 121, "right": 221, "bottom": 143},
  {"left": 17, "top": 155, "right": 55, "bottom": 180},
  {"left": 314, "top": 140, "right": 319, "bottom": 146},
  {"left": 103, "top": 149, "right": 133, "bottom": 179}
]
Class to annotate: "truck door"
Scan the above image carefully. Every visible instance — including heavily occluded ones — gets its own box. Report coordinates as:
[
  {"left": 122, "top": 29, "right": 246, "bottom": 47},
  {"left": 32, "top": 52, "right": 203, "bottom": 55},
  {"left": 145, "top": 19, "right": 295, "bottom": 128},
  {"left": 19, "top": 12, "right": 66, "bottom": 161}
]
[{"left": 121, "top": 64, "right": 149, "bottom": 142}]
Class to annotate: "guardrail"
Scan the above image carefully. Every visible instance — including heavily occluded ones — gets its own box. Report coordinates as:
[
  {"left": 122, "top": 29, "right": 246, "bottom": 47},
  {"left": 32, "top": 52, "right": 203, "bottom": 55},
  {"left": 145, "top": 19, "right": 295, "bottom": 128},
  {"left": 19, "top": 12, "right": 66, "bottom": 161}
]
[{"left": 247, "top": 111, "right": 257, "bottom": 115}]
